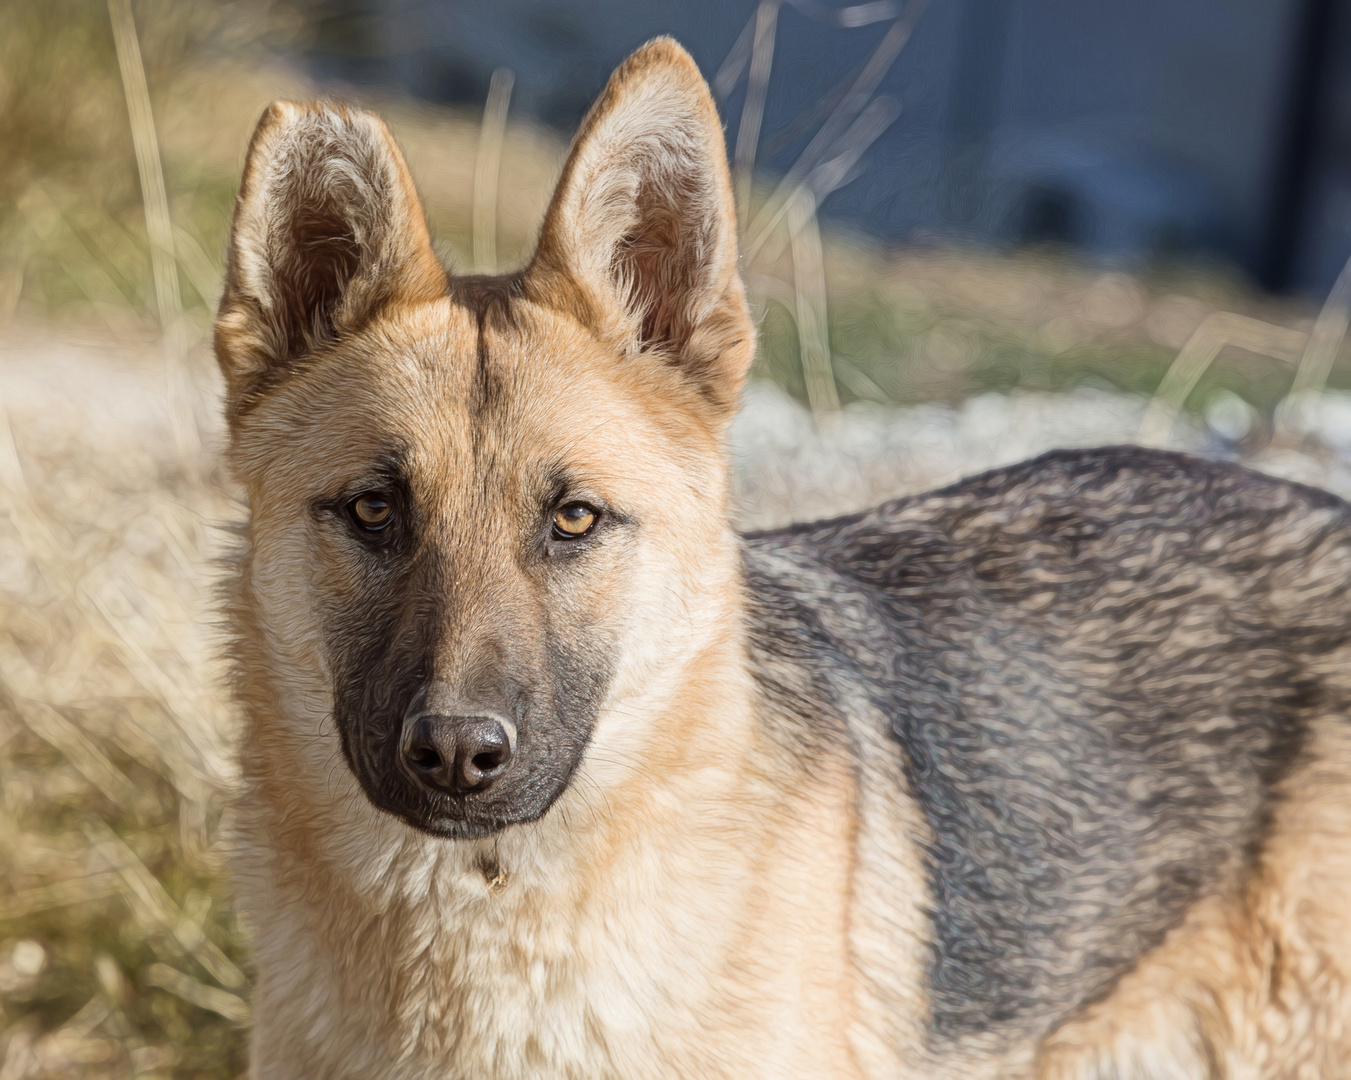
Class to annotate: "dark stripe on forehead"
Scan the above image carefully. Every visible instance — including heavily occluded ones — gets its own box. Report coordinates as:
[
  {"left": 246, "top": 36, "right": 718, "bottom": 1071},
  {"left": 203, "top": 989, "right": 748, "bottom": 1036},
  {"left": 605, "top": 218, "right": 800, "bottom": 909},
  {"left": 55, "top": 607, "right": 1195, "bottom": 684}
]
[{"left": 450, "top": 273, "right": 523, "bottom": 418}]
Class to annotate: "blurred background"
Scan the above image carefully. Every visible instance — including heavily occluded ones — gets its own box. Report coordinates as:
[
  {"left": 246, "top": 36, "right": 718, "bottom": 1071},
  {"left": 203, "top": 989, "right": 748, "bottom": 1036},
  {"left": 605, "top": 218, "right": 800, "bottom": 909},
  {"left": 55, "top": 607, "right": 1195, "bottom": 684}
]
[{"left": 5, "top": 1, "right": 1351, "bottom": 1075}]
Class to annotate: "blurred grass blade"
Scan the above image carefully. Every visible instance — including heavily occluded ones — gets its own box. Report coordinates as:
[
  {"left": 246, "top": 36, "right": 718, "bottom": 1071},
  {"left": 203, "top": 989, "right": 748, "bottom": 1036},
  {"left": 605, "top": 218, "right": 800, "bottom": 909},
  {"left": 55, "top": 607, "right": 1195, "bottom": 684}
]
[
  {"left": 108, "top": 0, "right": 202, "bottom": 476},
  {"left": 0, "top": 875, "right": 124, "bottom": 922},
  {"left": 752, "top": 96, "right": 901, "bottom": 270},
  {"left": 784, "top": 0, "right": 901, "bottom": 26},
  {"left": 107, "top": 0, "right": 180, "bottom": 334},
  {"left": 85, "top": 822, "right": 246, "bottom": 990},
  {"left": 473, "top": 68, "right": 514, "bottom": 273},
  {"left": 0, "top": 398, "right": 225, "bottom": 792},
  {"left": 713, "top": 10, "right": 756, "bottom": 97},
  {"left": 1139, "top": 312, "right": 1306, "bottom": 445},
  {"left": 734, "top": 0, "right": 780, "bottom": 221},
  {"left": 0, "top": 218, "right": 35, "bottom": 325},
  {"left": 787, "top": 189, "right": 839, "bottom": 413},
  {"left": 144, "top": 964, "right": 250, "bottom": 1025},
  {"left": 173, "top": 225, "right": 222, "bottom": 308},
  {"left": 806, "top": 96, "right": 901, "bottom": 200},
  {"left": 1277, "top": 251, "right": 1351, "bottom": 439},
  {"left": 11, "top": 695, "right": 139, "bottom": 808},
  {"left": 19, "top": 186, "right": 139, "bottom": 335},
  {"left": 745, "top": 0, "right": 927, "bottom": 262}
]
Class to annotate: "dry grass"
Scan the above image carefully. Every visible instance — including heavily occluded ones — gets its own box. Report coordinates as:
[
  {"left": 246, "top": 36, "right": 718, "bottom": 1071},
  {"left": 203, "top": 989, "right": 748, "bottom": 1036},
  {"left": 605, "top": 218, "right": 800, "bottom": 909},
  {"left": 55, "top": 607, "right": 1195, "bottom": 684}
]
[{"left": 0, "top": 329, "right": 242, "bottom": 1079}]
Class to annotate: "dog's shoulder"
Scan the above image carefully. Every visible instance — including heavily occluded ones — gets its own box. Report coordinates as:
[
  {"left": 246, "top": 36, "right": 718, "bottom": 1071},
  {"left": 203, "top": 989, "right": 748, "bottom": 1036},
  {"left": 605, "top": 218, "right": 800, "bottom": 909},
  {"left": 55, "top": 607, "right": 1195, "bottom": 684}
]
[{"left": 741, "top": 445, "right": 1351, "bottom": 1048}]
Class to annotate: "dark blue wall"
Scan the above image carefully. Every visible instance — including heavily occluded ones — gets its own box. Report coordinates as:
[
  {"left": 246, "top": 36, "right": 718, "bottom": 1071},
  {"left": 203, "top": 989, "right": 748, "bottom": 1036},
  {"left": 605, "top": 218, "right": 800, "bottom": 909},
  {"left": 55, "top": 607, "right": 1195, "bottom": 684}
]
[{"left": 302, "top": 0, "right": 1350, "bottom": 296}]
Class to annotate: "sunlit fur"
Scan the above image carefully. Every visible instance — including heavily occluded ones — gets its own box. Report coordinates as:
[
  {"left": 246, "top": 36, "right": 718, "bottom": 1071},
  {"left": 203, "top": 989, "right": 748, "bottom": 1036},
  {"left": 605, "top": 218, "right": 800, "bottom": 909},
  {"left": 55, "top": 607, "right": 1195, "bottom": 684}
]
[{"left": 217, "top": 38, "right": 1351, "bottom": 1080}]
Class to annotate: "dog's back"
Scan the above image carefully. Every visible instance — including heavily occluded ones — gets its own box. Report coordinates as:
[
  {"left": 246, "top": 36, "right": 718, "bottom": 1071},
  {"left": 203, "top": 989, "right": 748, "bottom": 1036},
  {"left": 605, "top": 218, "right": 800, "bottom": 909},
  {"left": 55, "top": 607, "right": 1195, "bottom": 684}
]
[{"left": 747, "top": 445, "right": 1351, "bottom": 1074}]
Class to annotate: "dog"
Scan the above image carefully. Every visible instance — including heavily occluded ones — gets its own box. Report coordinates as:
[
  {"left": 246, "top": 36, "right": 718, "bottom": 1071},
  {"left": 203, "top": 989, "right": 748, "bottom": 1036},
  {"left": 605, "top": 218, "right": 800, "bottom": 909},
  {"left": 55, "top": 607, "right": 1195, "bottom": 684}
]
[{"left": 215, "top": 37, "right": 1351, "bottom": 1079}]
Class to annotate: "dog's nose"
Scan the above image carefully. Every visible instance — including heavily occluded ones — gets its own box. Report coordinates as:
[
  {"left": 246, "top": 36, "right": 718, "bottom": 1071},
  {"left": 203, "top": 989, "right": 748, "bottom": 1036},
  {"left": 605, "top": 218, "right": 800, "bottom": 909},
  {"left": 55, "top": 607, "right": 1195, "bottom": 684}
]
[{"left": 401, "top": 714, "right": 514, "bottom": 795}]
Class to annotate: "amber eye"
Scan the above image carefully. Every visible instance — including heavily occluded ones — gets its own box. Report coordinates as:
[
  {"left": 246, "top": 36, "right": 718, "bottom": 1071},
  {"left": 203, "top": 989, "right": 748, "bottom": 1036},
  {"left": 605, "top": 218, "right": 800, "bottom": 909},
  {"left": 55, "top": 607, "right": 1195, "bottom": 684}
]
[
  {"left": 552, "top": 503, "right": 597, "bottom": 539},
  {"left": 349, "top": 492, "right": 394, "bottom": 532}
]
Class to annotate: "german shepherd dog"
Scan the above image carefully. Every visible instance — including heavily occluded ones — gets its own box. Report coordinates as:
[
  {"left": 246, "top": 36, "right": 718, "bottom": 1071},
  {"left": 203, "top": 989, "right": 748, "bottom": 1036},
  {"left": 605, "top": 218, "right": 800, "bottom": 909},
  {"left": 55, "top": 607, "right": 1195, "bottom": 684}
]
[{"left": 216, "top": 39, "right": 1351, "bottom": 1079}]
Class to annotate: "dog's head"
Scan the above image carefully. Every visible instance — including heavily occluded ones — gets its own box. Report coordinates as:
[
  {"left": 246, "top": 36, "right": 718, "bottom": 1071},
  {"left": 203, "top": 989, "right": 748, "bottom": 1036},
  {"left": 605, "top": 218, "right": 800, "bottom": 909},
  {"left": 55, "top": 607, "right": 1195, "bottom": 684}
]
[{"left": 217, "top": 41, "right": 753, "bottom": 839}]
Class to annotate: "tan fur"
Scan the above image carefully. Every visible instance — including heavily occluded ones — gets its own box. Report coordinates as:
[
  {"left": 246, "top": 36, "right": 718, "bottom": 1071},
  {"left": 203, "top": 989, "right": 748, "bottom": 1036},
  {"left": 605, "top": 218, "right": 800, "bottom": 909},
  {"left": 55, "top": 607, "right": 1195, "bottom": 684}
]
[{"left": 216, "top": 37, "right": 1351, "bottom": 1080}]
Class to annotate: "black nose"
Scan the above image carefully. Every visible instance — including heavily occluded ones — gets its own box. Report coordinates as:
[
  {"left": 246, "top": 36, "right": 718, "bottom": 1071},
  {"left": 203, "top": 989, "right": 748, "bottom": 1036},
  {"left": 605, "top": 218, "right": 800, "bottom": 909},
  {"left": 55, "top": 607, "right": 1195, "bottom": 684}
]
[{"left": 400, "top": 714, "right": 514, "bottom": 795}]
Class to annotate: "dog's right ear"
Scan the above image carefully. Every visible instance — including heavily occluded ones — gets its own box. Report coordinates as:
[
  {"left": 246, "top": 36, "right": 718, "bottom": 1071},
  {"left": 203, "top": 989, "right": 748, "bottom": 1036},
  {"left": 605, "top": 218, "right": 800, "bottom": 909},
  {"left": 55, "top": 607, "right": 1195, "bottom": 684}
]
[{"left": 215, "top": 101, "right": 445, "bottom": 416}]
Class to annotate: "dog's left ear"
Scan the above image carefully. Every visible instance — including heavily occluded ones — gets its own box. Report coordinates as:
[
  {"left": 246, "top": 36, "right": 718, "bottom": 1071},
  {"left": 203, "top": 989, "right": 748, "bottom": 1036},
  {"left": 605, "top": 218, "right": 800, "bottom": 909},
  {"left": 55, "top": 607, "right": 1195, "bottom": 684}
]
[{"left": 526, "top": 39, "right": 753, "bottom": 424}]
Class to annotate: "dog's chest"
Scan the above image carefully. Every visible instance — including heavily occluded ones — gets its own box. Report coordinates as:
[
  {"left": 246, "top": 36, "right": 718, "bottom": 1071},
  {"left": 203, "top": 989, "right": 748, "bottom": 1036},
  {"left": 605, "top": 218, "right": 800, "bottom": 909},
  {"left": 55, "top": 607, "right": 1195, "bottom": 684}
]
[
  {"left": 405, "top": 901, "right": 662, "bottom": 1076},
  {"left": 291, "top": 868, "right": 738, "bottom": 1080}
]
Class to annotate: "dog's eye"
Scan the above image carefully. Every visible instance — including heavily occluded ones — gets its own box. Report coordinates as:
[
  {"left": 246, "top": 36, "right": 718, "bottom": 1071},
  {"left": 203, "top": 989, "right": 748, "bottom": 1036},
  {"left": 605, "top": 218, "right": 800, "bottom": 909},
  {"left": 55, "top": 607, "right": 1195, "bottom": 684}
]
[
  {"left": 552, "top": 503, "right": 597, "bottom": 539},
  {"left": 349, "top": 492, "right": 394, "bottom": 532}
]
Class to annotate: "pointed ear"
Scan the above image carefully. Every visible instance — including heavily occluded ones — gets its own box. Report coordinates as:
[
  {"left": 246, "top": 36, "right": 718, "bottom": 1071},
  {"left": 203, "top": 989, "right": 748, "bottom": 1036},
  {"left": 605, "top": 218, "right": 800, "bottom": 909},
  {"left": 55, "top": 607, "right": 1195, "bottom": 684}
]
[
  {"left": 526, "top": 39, "right": 754, "bottom": 424},
  {"left": 215, "top": 101, "right": 446, "bottom": 415}
]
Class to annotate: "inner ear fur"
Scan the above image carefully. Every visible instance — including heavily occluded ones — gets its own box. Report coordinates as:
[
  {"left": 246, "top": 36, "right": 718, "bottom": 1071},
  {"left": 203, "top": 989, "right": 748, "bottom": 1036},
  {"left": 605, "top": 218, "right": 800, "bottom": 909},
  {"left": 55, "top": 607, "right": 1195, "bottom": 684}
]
[
  {"left": 526, "top": 38, "right": 754, "bottom": 423},
  {"left": 215, "top": 101, "right": 446, "bottom": 415}
]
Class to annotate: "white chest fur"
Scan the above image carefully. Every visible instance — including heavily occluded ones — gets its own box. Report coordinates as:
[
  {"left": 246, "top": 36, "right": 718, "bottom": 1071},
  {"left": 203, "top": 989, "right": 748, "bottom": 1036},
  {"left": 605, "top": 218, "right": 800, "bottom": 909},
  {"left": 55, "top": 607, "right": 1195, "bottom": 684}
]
[{"left": 242, "top": 765, "right": 859, "bottom": 1080}]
